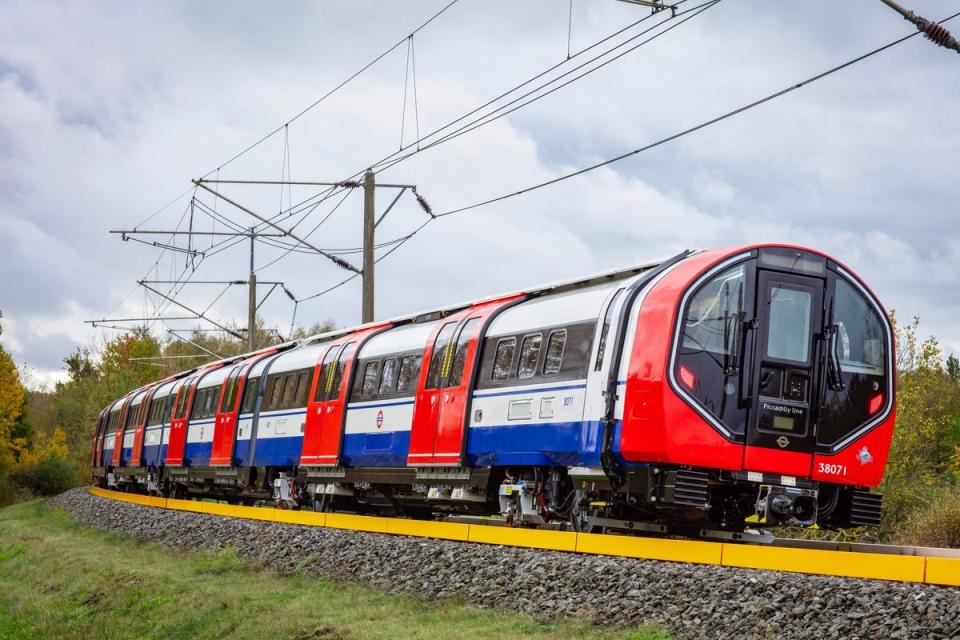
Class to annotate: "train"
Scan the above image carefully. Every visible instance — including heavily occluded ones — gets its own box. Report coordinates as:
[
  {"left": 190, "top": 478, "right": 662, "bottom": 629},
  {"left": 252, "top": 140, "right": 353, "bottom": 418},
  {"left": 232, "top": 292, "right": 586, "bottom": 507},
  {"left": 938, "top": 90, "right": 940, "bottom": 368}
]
[{"left": 90, "top": 244, "right": 894, "bottom": 535}]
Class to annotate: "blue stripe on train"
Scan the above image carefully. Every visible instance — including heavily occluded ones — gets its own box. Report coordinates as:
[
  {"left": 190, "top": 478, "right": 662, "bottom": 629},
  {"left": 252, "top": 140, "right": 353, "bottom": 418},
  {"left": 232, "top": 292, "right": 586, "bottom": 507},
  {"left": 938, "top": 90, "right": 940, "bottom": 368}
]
[
  {"left": 141, "top": 443, "right": 168, "bottom": 467},
  {"left": 144, "top": 419, "right": 625, "bottom": 471},
  {"left": 466, "top": 420, "right": 604, "bottom": 467}
]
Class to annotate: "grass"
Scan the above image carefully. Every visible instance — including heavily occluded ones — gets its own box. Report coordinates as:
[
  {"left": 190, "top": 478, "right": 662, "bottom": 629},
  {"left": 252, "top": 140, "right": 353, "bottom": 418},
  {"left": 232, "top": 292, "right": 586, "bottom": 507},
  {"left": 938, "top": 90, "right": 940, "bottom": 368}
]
[{"left": 0, "top": 500, "right": 669, "bottom": 640}]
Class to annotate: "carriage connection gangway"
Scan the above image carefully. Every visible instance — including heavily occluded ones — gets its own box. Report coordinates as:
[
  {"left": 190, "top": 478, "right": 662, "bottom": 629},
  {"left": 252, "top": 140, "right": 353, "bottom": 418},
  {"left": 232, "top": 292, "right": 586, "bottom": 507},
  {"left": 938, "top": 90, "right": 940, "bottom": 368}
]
[{"left": 87, "top": 487, "right": 960, "bottom": 587}]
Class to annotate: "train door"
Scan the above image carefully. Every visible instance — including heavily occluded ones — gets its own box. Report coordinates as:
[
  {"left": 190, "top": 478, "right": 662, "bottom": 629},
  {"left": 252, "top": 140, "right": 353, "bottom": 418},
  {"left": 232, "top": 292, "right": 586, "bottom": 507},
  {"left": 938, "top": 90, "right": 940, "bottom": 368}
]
[
  {"left": 210, "top": 365, "right": 242, "bottom": 466},
  {"left": 165, "top": 375, "right": 197, "bottom": 466},
  {"left": 300, "top": 343, "right": 341, "bottom": 465},
  {"left": 129, "top": 386, "right": 156, "bottom": 467},
  {"left": 743, "top": 268, "right": 825, "bottom": 476},
  {"left": 408, "top": 295, "right": 523, "bottom": 466},
  {"left": 299, "top": 326, "right": 388, "bottom": 467},
  {"left": 111, "top": 396, "right": 132, "bottom": 466}
]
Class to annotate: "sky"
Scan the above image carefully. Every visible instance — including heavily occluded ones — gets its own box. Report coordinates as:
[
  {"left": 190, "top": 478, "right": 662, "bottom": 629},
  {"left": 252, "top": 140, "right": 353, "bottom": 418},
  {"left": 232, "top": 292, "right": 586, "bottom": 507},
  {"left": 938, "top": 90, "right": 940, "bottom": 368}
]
[{"left": 1, "top": 0, "right": 958, "bottom": 389}]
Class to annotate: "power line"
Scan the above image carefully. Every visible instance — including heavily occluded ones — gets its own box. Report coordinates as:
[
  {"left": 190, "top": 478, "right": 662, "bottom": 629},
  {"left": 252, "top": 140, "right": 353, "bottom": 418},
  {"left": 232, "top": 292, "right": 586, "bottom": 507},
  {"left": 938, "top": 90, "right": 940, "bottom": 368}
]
[{"left": 434, "top": 10, "right": 960, "bottom": 219}]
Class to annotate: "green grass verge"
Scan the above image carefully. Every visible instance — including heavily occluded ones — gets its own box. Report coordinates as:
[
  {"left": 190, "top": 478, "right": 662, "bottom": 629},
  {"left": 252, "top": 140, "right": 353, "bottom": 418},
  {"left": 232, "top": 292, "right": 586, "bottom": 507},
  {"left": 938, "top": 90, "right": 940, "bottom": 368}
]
[{"left": 0, "top": 500, "right": 669, "bottom": 640}]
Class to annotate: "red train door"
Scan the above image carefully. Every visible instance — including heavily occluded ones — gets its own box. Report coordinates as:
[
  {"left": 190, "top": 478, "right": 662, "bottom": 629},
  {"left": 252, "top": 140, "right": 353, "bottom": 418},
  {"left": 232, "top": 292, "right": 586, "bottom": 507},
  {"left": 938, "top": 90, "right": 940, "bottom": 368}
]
[
  {"left": 210, "top": 365, "right": 242, "bottom": 465},
  {"left": 300, "top": 343, "right": 340, "bottom": 465},
  {"left": 300, "top": 324, "right": 389, "bottom": 467},
  {"left": 166, "top": 376, "right": 197, "bottom": 466},
  {"left": 129, "top": 386, "right": 156, "bottom": 467},
  {"left": 408, "top": 295, "right": 523, "bottom": 466},
  {"left": 111, "top": 395, "right": 133, "bottom": 466}
]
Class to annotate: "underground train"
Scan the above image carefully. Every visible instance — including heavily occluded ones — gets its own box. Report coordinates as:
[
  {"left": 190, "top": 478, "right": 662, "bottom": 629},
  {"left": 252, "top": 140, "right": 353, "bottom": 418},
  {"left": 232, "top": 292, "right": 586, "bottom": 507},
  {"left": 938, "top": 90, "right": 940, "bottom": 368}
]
[{"left": 90, "top": 244, "right": 894, "bottom": 534}]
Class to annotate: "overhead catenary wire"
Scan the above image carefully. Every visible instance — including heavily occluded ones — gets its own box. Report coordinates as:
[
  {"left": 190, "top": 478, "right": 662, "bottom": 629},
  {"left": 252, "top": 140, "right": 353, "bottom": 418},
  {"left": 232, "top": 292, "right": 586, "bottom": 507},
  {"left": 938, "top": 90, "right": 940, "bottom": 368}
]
[{"left": 432, "top": 10, "right": 960, "bottom": 219}]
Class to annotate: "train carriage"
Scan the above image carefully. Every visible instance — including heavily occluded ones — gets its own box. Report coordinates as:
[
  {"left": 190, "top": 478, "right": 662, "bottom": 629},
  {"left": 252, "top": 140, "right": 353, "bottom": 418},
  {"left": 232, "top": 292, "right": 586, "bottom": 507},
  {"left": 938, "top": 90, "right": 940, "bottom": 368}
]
[{"left": 92, "top": 244, "right": 895, "bottom": 534}]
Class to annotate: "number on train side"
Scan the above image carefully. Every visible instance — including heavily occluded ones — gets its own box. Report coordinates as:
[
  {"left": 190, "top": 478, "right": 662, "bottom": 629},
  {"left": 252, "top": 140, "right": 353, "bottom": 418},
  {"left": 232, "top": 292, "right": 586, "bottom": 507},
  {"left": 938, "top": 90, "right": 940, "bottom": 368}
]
[{"left": 817, "top": 462, "right": 847, "bottom": 477}]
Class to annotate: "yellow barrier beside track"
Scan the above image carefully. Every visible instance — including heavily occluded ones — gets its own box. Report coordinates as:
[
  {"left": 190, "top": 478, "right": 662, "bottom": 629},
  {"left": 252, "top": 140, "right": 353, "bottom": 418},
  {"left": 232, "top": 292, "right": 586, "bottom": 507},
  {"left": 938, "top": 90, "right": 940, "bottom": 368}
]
[{"left": 87, "top": 487, "right": 960, "bottom": 587}]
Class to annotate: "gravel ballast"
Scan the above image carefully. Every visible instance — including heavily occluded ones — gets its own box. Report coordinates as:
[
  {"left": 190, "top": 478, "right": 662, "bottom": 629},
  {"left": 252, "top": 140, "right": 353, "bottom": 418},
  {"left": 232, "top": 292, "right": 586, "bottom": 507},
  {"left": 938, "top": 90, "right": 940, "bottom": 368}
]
[{"left": 48, "top": 488, "right": 960, "bottom": 640}]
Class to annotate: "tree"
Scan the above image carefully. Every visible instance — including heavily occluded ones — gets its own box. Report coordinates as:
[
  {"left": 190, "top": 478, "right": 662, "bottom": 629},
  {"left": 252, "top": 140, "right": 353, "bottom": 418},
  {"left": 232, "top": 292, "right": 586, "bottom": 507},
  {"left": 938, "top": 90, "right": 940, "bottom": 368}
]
[
  {"left": 947, "top": 354, "right": 960, "bottom": 382},
  {"left": 0, "top": 312, "right": 27, "bottom": 504}
]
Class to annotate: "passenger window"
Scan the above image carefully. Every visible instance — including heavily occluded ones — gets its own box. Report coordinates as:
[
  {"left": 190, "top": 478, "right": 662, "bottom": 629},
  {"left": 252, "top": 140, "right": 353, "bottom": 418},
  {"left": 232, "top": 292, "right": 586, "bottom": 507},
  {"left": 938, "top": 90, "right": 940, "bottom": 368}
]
[
  {"left": 330, "top": 343, "right": 356, "bottom": 400},
  {"left": 281, "top": 373, "right": 297, "bottom": 407},
  {"left": 518, "top": 334, "right": 543, "bottom": 379},
  {"left": 379, "top": 359, "right": 397, "bottom": 396},
  {"left": 294, "top": 371, "right": 310, "bottom": 407},
  {"left": 426, "top": 323, "right": 458, "bottom": 389},
  {"left": 492, "top": 338, "right": 517, "bottom": 381},
  {"left": 220, "top": 369, "right": 239, "bottom": 412},
  {"left": 361, "top": 361, "right": 380, "bottom": 397},
  {"left": 543, "top": 330, "right": 566, "bottom": 375},
  {"left": 240, "top": 377, "right": 259, "bottom": 414},
  {"left": 396, "top": 355, "right": 421, "bottom": 394},
  {"left": 269, "top": 376, "right": 285, "bottom": 410},
  {"left": 316, "top": 345, "right": 341, "bottom": 402},
  {"left": 205, "top": 388, "right": 217, "bottom": 417},
  {"left": 448, "top": 318, "right": 480, "bottom": 387}
]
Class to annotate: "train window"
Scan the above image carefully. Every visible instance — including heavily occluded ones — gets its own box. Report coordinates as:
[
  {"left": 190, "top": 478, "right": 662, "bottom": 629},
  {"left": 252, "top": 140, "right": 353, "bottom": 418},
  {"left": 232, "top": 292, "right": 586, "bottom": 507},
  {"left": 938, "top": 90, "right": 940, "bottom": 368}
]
[
  {"left": 818, "top": 277, "right": 889, "bottom": 448},
  {"left": 191, "top": 388, "right": 209, "bottom": 419},
  {"left": 240, "top": 377, "right": 259, "bottom": 414},
  {"left": 396, "top": 354, "right": 421, "bottom": 394},
  {"left": 268, "top": 376, "right": 285, "bottom": 410},
  {"left": 833, "top": 280, "right": 884, "bottom": 376},
  {"left": 361, "top": 361, "right": 380, "bottom": 397},
  {"left": 281, "top": 373, "right": 297, "bottom": 407},
  {"left": 426, "top": 323, "right": 458, "bottom": 389},
  {"left": 676, "top": 264, "right": 749, "bottom": 435},
  {"left": 543, "top": 330, "right": 567, "bottom": 376},
  {"left": 175, "top": 386, "right": 190, "bottom": 419},
  {"left": 595, "top": 289, "right": 624, "bottom": 371},
  {"left": 379, "top": 358, "right": 397, "bottom": 396},
  {"left": 293, "top": 371, "right": 311, "bottom": 408},
  {"left": 448, "top": 318, "right": 480, "bottom": 387},
  {"left": 124, "top": 401, "right": 139, "bottom": 429},
  {"left": 330, "top": 342, "right": 356, "bottom": 400},
  {"left": 682, "top": 265, "right": 745, "bottom": 357},
  {"left": 766, "top": 287, "right": 812, "bottom": 363},
  {"left": 518, "top": 333, "right": 543, "bottom": 379},
  {"left": 316, "top": 345, "right": 341, "bottom": 402},
  {"left": 220, "top": 369, "right": 240, "bottom": 413},
  {"left": 206, "top": 388, "right": 216, "bottom": 417},
  {"left": 147, "top": 394, "right": 166, "bottom": 426},
  {"left": 492, "top": 338, "right": 517, "bottom": 381}
]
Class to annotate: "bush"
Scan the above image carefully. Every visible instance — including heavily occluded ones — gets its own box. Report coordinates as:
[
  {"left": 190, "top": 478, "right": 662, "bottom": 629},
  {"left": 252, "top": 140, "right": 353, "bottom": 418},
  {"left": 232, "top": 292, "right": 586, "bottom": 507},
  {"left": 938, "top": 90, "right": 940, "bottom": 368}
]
[
  {"left": 13, "top": 456, "right": 81, "bottom": 497},
  {"left": 899, "top": 488, "right": 960, "bottom": 548}
]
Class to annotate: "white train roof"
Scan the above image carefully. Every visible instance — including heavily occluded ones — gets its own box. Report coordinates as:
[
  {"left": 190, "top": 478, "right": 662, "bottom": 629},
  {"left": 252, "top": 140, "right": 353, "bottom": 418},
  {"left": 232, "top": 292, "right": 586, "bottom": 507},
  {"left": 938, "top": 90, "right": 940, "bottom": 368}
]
[
  {"left": 265, "top": 341, "right": 328, "bottom": 375},
  {"left": 151, "top": 378, "right": 178, "bottom": 397},
  {"left": 360, "top": 320, "right": 440, "bottom": 359},
  {"left": 487, "top": 279, "right": 625, "bottom": 337},
  {"left": 196, "top": 364, "right": 232, "bottom": 389}
]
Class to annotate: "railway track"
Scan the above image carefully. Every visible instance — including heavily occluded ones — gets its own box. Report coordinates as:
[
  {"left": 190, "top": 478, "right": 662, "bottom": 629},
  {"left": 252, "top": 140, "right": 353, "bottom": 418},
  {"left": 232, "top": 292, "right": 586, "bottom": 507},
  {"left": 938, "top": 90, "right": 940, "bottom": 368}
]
[{"left": 88, "top": 486, "right": 960, "bottom": 586}]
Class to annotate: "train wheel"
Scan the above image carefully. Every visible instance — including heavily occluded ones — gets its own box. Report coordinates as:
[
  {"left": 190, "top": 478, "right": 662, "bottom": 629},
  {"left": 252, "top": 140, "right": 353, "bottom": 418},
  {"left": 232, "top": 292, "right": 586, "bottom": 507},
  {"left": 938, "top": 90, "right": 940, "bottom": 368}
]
[{"left": 569, "top": 504, "right": 598, "bottom": 533}]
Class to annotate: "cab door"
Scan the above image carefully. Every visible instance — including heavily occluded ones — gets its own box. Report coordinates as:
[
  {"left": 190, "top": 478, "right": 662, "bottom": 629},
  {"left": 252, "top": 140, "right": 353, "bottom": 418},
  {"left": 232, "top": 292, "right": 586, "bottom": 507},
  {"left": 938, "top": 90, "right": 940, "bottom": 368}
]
[
  {"left": 408, "top": 295, "right": 524, "bottom": 466},
  {"left": 743, "top": 269, "right": 825, "bottom": 476},
  {"left": 210, "top": 366, "right": 242, "bottom": 465},
  {"left": 166, "top": 376, "right": 197, "bottom": 466}
]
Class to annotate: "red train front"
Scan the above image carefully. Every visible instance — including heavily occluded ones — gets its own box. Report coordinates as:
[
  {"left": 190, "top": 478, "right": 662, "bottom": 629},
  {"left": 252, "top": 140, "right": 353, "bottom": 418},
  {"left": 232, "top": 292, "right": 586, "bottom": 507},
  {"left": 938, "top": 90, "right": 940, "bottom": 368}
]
[{"left": 606, "top": 244, "right": 893, "bottom": 532}]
